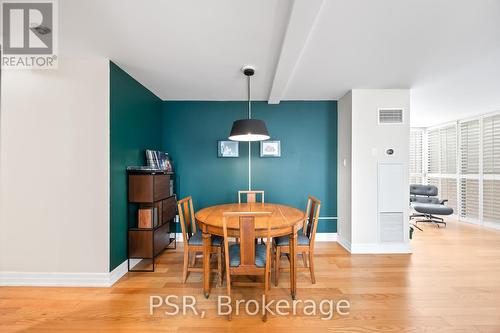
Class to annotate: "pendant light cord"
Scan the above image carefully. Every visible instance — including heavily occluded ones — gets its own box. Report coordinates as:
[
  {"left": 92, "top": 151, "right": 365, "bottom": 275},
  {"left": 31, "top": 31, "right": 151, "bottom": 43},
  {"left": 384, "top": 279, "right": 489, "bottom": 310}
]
[
  {"left": 248, "top": 141, "right": 251, "bottom": 191},
  {"left": 247, "top": 74, "right": 252, "bottom": 190},
  {"left": 247, "top": 75, "right": 251, "bottom": 119}
]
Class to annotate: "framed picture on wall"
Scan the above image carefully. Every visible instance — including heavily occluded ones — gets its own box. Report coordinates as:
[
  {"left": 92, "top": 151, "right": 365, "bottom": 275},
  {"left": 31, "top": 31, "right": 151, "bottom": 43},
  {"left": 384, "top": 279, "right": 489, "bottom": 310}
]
[
  {"left": 218, "top": 140, "right": 239, "bottom": 158},
  {"left": 260, "top": 140, "right": 281, "bottom": 157}
]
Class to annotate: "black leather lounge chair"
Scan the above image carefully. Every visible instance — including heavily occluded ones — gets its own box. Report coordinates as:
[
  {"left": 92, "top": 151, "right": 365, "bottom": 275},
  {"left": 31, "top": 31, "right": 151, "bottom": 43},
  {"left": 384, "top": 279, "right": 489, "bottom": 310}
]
[{"left": 410, "top": 184, "right": 453, "bottom": 228}]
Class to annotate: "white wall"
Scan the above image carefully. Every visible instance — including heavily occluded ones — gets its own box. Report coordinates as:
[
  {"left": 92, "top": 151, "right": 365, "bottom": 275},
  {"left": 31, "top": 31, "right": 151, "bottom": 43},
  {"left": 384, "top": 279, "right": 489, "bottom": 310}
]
[
  {"left": 0, "top": 57, "right": 110, "bottom": 276},
  {"left": 337, "top": 92, "right": 352, "bottom": 249},
  {"left": 338, "top": 89, "right": 411, "bottom": 253}
]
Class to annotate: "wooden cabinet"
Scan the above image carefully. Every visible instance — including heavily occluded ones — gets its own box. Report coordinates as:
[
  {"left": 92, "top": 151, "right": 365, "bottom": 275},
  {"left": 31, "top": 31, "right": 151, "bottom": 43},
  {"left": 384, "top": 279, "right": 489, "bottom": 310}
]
[
  {"left": 162, "top": 195, "right": 177, "bottom": 223},
  {"left": 128, "top": 222, "right": 171, "bottom": 258},
  {"left": 129, "top": 174, "right": 171, "bottom": 203},
  {"left": 127, "top": 170, "right": 176, "bottom": 272}
]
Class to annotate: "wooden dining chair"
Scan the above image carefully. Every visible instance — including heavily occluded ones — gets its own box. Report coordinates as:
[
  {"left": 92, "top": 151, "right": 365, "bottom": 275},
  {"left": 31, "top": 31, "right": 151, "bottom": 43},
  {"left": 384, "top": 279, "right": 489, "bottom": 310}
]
[
  {"left": 177, "top": 196, "right": 223, "bottom": 286},
  {"left": 238, "top": 190, "right": 266, "bottom": 244},
  {"left": 222, "top": 211, "right": 272, "bottom": 321},
  {"left": 274, "top": 195, "right": 321, "bottom": 285},
  {"left": 238, "top": 190, "right": 265, "bottom": 204}
]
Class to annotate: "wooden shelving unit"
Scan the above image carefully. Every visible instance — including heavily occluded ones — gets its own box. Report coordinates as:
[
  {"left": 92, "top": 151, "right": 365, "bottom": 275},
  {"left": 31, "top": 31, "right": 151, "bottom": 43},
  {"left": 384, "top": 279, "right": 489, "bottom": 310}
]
[{"left": 127, "top": 170, "right": 176, "bottom": 272}]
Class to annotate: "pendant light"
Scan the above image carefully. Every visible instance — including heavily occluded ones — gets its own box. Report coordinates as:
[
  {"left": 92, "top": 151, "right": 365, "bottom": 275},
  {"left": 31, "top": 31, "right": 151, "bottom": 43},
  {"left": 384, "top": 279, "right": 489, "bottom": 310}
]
[{"left": 228, "top": 66, "right": 270, "bottom": 141}]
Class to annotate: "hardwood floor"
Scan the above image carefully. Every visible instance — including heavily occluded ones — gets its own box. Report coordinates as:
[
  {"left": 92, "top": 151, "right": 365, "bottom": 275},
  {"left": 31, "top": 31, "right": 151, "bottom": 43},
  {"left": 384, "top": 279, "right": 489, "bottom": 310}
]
[{"left": 2, "top": 220, "right": 500, "bottom": 332}]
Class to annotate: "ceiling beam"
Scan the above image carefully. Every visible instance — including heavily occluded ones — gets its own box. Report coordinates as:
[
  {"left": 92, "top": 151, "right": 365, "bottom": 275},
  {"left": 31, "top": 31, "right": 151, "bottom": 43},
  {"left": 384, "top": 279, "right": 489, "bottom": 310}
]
[{"left": 268, "top": 0, "right": 325, "bottom": 104}]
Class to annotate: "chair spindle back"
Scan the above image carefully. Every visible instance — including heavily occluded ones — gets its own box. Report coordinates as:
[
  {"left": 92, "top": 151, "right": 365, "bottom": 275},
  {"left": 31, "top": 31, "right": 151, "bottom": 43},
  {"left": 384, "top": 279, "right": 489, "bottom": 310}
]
[{"left": 177, "top": 196, "right": 197, "bottom": 243}]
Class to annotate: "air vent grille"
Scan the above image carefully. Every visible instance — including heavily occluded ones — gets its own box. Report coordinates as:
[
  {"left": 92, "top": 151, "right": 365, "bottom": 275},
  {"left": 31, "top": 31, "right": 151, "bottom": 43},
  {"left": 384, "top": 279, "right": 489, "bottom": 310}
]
[
  {"left": 378, "top": 109, "right": 403, "bottom": 124},
  {"left": 379, "top": 213, "right": 404, "bottom": 242}
]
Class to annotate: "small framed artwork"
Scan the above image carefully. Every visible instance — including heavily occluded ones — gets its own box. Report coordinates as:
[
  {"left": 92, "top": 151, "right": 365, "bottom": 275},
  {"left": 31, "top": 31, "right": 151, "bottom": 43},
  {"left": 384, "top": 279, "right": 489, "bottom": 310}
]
[
  {"left": 260, "top": 140, "right": 281, "bottom": 157},
  {"left": 218, "top": 140, "right": 239, "bottom": 158}
]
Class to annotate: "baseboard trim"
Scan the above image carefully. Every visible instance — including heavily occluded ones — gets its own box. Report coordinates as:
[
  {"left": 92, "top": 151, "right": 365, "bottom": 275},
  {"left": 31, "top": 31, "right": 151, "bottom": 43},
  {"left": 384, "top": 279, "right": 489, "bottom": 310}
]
[
  {"left": 349, "top": 242, "right": 412, "bottom": 254},
  {"left": 0, "top": 260, "right": 129, "bottom": 287},
  {"left": 314, "top": 233, "right": 337, "bottom": 242},
  {"left": 459, "top": 218, "right": 500, "bottom": 231},
  {"left": 109, "top": 260, "right": 128, "bottom": 286},
  {"left": 337, "top": 236, "right": 351, "bottom": 252},
  {"left": 175, "top": 232, "right": 338, "bottom": 242}
]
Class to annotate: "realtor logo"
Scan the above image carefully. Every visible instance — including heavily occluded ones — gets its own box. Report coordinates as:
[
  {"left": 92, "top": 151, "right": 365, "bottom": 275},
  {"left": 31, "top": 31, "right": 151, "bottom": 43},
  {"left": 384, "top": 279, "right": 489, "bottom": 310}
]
[{"left": 1, "top": 0, "right": 58, "bottom": 68}]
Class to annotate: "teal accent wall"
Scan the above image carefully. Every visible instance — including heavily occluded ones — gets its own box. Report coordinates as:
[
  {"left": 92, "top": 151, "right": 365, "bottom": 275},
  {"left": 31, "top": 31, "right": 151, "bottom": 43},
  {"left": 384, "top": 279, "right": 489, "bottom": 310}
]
[
  {"left": 162, "top": 101, "right": 337, "bottom": 233},
  {"left": 109, "top": 62, "right": 163, "bottom": 271}
]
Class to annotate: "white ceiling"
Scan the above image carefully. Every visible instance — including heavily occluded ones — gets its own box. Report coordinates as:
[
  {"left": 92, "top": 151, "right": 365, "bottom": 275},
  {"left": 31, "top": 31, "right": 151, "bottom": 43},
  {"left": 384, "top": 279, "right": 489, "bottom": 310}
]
[{"left": 61, "top": 0, "right": 500, "bottom": 127}]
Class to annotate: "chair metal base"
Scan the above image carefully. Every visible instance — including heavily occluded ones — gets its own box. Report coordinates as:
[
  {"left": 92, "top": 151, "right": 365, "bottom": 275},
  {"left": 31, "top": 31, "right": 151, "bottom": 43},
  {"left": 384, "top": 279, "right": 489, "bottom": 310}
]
[
  {"left": 410, "top": 223, "right": 423, "bottom": 231},
  {"left": 410, "top": 213, "right": 447, "bottom": 228}
]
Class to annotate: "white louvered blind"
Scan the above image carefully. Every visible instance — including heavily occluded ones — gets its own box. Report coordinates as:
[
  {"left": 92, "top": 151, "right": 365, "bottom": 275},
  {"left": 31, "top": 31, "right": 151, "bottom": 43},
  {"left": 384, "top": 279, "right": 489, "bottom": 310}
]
[
  {"left": 483, "top": 114, "right": 500, "bottom": 174},
  {"left": 483, "top": 180, "right": 500, "bottom": 223},
  {"left": 425, "top": 114, "right": 500, "bottom": 225},
  {"left": 428, "top": 129, "right": 440, "bottom": 174},
  {"left": 427, "top": 177, "right": 439, "bottom": 188},
  {"left": 459, "top": 120, "right": 480, "bottom": 219},
  {"left": 440, "top": 178, "right": 457, "bottom": 213},
  {"left": 441, "top": 126, "right": 457, "bottom": 174},
  {"left": 410, "top": 175, "right": 423, "bottom": 185},
  {"left": 428, "top": 126, "right": 457, "bottom": 175},
  {"left": 460, "top": 120, "right": 480, "bottom": 174},
  {"left": 482, "top": 114, "right": 500, "bottom": 224},
  {"left": 460, "top": 179, "right": 479, "bottom": 219},
  {"left": 409, "top": 129, "right": 423, "bottom": 184}
]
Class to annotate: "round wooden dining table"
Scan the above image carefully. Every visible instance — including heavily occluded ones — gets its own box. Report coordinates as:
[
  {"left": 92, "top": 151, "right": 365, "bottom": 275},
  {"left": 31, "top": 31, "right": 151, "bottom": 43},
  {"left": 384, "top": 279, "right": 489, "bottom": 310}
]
[{"left": 195, "top": 202, "right": 305, "bottom": 299}]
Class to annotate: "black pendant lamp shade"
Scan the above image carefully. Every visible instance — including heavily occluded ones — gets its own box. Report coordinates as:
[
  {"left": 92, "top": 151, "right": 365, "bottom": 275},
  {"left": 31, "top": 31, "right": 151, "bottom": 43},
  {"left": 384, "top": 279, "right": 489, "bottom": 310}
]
[
  {"left": 229, "top": 119, "right": 270, "bottom": 141},
  {"left": 228, "top": 66, "right": 270, "bottom": 142}
]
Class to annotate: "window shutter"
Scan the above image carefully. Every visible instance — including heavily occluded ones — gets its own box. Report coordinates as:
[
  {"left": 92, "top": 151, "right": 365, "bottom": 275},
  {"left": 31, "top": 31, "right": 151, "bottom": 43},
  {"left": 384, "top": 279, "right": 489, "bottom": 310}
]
[
  {"left": 427, "top": 177, "right": 440, "bottom": 191},
  {"left": 409, "top": 175, "right": 422, "bottom": 185},
  {"left": 441, "top": 126, "right": 457, "bottom": 174},
  {"left": 440, "top": 178, "right": 457, "bottom": 213},
  {"left": 482, "top": 114, "right": 500, "bottom": 224},
  {"left": 424, "top": 115, "right": 500, "bottom": 224},
  {"left": 483, "top": 115, "right": 500, "bottom": 174},
  {"left": 427, "top": 125, "right": 456, "bottom": 174},
  {"left": 428, "top": 129, "right": 440, "bottom": 174},
  {"left": 460, "top": 179, "right": 479, "bottom": 219},
  {"left": 460, "top": 120, "right": 480, "bottom": 174},
  {"left": 459, "top": 120, "right": 480, "bottom": 219},
  {"left": 483, "top": 179, "right": 500, "bottom": 223},
  {"left": 410, "top": 129, "right": 423, "bottom": 184}
]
